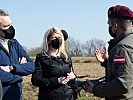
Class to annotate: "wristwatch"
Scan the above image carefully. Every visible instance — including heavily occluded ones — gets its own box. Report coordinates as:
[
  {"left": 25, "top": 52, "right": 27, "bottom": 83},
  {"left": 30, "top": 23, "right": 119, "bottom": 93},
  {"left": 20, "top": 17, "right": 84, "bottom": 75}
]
[{"left": 9, "top": 66, "right": 14, "bottom": 71}]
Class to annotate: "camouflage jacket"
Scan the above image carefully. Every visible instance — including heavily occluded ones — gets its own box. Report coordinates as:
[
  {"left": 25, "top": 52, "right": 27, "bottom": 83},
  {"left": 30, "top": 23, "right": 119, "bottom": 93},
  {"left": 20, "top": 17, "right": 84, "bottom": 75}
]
[{"left": 93, "top": 32, "right": 133, "bottom": 100}]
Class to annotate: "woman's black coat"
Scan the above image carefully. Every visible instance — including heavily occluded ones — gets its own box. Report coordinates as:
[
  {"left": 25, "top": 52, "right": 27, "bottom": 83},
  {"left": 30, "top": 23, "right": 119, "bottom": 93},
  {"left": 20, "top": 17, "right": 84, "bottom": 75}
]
[{"left": 31, "top": 52, "right": 77, "bottom": 100}]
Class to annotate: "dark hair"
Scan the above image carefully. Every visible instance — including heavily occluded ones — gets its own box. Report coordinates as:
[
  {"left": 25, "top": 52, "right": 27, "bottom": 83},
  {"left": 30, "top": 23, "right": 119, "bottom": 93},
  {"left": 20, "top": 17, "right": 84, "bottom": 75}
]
[
  {"left": 110, "top": 18, "right": 132, "bottom": 25},
  {"left": 0, "top": 9, "right": 9, "bottom": 16},
  {"left": 61, "top": 30, "right": 68, "bottom": 41}
]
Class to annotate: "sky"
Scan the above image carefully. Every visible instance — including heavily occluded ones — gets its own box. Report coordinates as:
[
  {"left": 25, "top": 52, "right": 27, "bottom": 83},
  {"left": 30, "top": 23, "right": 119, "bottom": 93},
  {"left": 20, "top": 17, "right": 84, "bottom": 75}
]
[{"left": 0, "top": 0, "right": 133, "bottom": 49}]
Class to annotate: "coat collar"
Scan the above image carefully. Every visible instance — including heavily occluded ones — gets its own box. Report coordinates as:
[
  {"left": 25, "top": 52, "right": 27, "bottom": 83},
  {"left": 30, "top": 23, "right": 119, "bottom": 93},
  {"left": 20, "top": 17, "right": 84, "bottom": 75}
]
[{"left": 108, "top": 32, "right": 133, "bottom": 53}]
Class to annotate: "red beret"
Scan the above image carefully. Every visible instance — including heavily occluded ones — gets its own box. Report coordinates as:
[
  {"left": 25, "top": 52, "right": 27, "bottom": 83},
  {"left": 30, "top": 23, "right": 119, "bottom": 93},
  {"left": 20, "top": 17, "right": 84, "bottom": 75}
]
[{"left": 108, "top": 5, "right": 133, "bottom": 19}]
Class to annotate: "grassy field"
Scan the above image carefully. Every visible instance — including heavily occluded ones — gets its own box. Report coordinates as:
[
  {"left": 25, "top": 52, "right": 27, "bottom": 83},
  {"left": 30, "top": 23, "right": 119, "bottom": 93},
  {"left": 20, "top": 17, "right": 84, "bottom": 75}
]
[{"left": 22, "top": 57, "right": 105, "bottom": 100}]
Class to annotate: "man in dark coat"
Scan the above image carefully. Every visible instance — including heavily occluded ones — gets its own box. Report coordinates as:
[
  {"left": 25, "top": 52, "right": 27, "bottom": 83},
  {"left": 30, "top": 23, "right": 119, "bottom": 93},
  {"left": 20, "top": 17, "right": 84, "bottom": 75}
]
[
  {"left": 85, "top": 5, "right": 133, "bottom": 100},
  {"left": 0, "top": 9, "right": 35, "bottom": 100}
]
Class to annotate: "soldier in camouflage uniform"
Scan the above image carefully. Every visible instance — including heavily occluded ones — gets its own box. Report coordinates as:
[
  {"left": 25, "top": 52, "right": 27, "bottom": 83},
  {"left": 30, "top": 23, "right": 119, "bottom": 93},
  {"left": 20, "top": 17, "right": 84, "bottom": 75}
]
[{"left": 86, "top": 5, "right": 133, "bottom": 100}]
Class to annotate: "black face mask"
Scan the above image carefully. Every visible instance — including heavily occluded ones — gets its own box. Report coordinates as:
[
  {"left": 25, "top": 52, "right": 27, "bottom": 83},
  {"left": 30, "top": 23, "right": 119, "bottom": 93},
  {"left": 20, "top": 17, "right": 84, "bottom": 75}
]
[
  {"left": 108, "top": 25, "right": 116, "bottom": 38},
  {"left": 50, "top": 38, "right": 62, "bottom": 49},
  {"left": 0, "top": 25, "right": 15, "bottom": 39}
]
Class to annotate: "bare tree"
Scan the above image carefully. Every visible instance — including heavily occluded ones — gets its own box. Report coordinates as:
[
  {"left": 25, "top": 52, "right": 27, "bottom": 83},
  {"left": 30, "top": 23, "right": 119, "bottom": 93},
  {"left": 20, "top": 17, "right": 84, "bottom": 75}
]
[
  {"left": 26, "top": 37, "right": 106, "bottom": 57},
  {"left": 83, "top": 38, "right": 106, "bottom": 56},
  {"left": 69, "top": 37, "right": 83, "bottom": 56},
  {"left": 28, "top": 47, "right": 41, "bottom": 57}
]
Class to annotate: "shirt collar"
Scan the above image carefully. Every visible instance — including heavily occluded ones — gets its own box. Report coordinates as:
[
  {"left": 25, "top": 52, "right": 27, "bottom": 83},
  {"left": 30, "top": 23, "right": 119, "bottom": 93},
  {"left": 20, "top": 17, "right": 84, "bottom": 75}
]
[
  {"left": 49, "top": 50, "right": 60, "bottom": 57},
  {"left": 0, "top": 39, "right": 9, "bottom": 44}
]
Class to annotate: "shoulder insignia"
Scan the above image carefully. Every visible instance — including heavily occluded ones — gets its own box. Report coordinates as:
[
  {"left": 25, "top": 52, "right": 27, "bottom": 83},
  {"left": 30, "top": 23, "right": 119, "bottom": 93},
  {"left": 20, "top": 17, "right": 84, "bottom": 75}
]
[{"left": 113, "top": 56, "right": 125, "bottom": 64}]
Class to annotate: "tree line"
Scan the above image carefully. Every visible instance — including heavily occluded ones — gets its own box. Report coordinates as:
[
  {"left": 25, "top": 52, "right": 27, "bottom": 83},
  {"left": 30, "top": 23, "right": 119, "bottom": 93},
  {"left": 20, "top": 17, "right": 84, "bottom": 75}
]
[{"left": 26, "top": 37, "right": 106, "bottom": 57}]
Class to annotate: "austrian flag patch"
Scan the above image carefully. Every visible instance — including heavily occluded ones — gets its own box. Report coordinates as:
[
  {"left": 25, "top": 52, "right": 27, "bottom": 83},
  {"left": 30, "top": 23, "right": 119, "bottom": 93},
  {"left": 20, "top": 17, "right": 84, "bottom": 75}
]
[{"left": 113, "top": 56, "right": 126, "bottom": 64}]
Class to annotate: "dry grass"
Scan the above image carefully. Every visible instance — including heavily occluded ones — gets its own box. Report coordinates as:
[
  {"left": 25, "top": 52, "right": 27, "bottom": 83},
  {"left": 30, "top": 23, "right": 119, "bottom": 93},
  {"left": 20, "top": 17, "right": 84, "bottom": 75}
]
[
  {"left": 22, "top": 57, "right": 105, "bottom": 100},
  {"left": 71, "top": 57, "right": 98, "bottom": 63}
]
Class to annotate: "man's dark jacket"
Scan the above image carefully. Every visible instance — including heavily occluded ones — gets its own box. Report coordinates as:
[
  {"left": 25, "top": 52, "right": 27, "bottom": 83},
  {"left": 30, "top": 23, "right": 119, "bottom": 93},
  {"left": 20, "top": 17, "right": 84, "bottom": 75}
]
[{"left": 0, "top": 39, "right": 35, "bottom": 100}]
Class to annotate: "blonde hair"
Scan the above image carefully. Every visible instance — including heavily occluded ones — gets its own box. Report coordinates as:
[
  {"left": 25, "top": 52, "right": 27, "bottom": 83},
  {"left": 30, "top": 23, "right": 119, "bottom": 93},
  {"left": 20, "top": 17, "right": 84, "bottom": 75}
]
[{"left": 41, "top": 27, "right": 68, "bottom": 60}]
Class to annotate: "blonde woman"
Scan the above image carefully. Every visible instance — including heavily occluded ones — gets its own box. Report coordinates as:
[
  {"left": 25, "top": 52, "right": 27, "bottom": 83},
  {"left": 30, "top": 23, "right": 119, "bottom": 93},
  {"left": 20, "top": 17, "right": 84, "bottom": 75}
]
[{"left": 31, "top": 27, "right": 76, "bottom": 100}]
